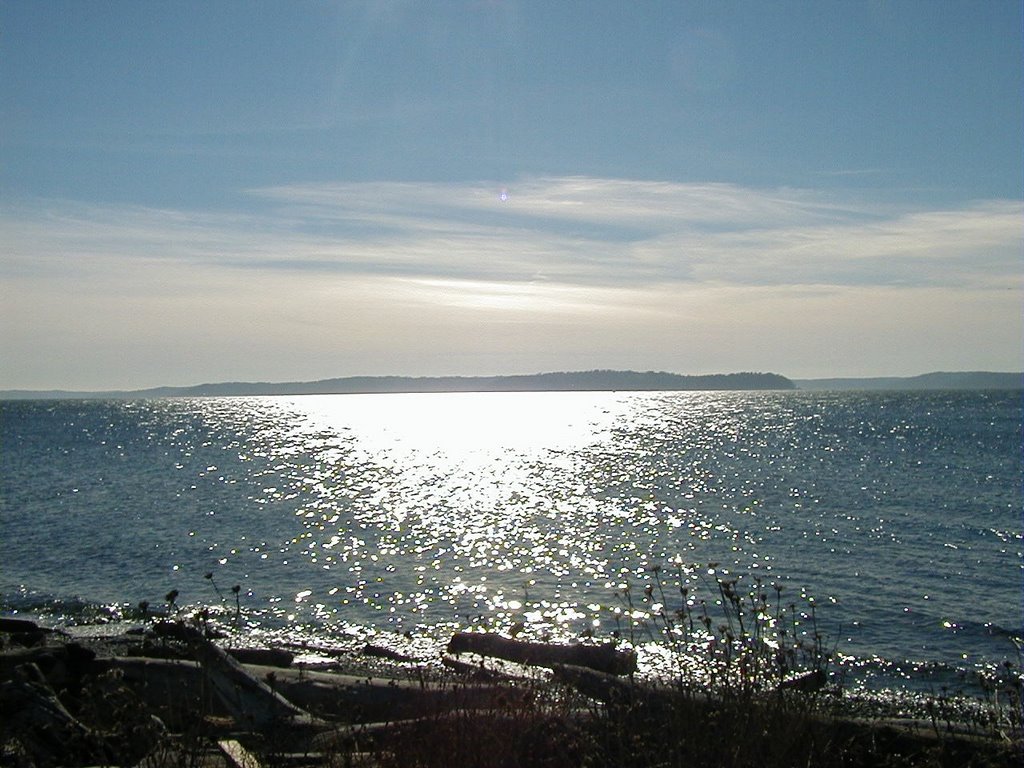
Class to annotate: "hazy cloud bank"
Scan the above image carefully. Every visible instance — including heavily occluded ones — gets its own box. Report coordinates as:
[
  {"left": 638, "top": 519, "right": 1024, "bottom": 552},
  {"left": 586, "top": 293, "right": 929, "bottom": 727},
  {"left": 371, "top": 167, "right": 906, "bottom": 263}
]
[{"left": 2, "top": 178, "right": 1021, "bottom": 388}]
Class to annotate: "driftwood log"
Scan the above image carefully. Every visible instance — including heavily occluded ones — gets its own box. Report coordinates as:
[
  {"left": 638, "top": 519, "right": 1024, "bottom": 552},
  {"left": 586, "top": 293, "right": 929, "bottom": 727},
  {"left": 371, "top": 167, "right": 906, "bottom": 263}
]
[
  {"left": 0, "top": 641, "right": 95, "bottom": 691},
  {"left": 311, "top": 710, "right": 588, "bottom": 754},
  {"left": 447, "top": 632, "right": 636, "bottom": 675},
  {"left": 93, "top": 657, "right": 219, "bottom": 727},
  {"left": 262, "top": 665, "right": 531, "bottom": 723},
  {"left": 0, "top": 663, "right": 109, "bottom": 766},
  {"left": 189, "top": 636, "right": 320, "bottom": 729},
  {"left": 218, "top": 738, "right": 263, "bottom": 768},
  {"left": 551, "top": 663, "right": 646, "bottom": 705},
  {"left": 0, "top": 617, "right": 50, "bottom": 634},
  {"left": 227, "top": 647, "right": 295, "bottom": 668},
  {"left": 0, "top": 617, "right": 55, "bottom": 648},
  {"left": 101, "top": 656, "right": 528, "bottom": 724}
]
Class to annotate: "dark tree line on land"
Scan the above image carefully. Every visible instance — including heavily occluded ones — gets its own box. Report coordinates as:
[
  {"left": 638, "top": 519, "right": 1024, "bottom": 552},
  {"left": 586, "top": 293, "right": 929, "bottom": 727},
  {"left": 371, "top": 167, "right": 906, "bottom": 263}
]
[{"left": 1, "top": 370, "right": 795, "bottom": 399}]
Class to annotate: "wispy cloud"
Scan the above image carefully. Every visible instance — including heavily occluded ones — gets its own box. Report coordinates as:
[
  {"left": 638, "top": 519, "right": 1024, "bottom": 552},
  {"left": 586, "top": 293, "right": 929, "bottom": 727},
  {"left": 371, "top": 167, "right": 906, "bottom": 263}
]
[
  {"left": 6, "top": 179, "right": 1020, "bottom": 293},
  {"left": 3, "top": 178, "right": 1020, "bottom": 388}
]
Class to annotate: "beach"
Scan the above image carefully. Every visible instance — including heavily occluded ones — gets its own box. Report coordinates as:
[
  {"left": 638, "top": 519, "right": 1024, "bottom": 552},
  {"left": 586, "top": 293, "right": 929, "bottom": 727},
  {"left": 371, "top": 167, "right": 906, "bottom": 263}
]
[{"left": 2, "top": 609, "right": 1020, "bottom": 768}]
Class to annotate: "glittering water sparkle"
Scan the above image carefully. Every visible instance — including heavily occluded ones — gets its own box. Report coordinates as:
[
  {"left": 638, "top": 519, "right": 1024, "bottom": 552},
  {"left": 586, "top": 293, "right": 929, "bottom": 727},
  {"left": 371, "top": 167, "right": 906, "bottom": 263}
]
[{"left": 2, "top": 390, "right": 1021, "bottom": 688}]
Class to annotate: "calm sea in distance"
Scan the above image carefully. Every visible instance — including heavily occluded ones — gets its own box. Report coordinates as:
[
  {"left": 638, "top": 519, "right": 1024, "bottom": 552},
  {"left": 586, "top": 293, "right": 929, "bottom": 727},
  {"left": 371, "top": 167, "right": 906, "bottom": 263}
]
[{"left": 2, "top": 390, "right": 1021, "bottom": 694}]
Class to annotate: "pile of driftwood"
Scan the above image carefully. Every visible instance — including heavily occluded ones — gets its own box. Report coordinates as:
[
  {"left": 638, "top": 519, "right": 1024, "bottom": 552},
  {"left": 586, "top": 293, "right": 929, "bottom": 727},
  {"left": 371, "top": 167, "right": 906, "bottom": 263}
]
[
  {"left": 7, "top": 616, "right": 1009, "bottom": 768},
  {"left": 0, "top": 617, "right": 636, "bottom": 767}
]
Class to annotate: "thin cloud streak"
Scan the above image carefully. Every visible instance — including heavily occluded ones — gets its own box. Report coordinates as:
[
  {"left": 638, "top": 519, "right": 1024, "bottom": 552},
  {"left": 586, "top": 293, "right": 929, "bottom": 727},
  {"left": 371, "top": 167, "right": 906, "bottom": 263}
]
[
  {"left": 6, "top": 179, "right": 1020, "bottom": 292},
  {"left": 684, "top": 200, "right": 1023, "bottom": 289},
  {"left": 254, "top": 177, "right": 872, "bottom": 231}
]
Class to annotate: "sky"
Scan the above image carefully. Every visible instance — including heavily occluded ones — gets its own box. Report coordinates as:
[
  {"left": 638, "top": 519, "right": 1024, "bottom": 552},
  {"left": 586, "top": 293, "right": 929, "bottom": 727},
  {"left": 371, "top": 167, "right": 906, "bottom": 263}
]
[{"left": 2, "top": 1, "right": 1021, "bottom": 391}]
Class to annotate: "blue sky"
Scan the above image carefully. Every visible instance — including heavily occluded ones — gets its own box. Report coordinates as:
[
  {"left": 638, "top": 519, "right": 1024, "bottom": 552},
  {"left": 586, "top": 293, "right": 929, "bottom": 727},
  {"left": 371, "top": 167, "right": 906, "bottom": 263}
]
[{"left": 2, "top": 1, "right": 1021, "bottom": 390}]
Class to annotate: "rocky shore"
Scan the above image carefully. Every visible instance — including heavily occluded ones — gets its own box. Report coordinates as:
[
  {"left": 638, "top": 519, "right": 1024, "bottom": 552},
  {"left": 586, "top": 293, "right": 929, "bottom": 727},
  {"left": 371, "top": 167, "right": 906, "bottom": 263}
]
[{"left": 0, "top": 616, "right": 1018, "bottom": 768}]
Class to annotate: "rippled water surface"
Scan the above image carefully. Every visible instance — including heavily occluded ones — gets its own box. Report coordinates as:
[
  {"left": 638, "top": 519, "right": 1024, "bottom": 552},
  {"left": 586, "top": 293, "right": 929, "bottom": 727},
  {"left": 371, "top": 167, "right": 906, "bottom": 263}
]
[{"left": 2, "top": 391, "right": 1021, "bottom": 687}]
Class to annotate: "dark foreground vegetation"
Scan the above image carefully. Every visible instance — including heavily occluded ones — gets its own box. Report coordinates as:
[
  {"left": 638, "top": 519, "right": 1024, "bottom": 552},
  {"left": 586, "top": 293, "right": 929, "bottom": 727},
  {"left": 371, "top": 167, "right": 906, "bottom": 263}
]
[
  {"left": 3, "top": 567, "right": 1021, "bottom": 768},
  {"left": 1, "top": 596, "right": 1020, "bottom": 768}
]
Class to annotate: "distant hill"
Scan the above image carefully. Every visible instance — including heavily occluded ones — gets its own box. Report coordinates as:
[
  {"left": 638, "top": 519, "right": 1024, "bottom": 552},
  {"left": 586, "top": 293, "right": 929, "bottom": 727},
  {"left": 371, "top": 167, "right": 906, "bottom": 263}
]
[
  {"left": 7, "top": 370, "right": 1019, "bottom": 400},
  {"left": 794, "top": 371, "right": 1022, "bottom": 391},
  {"left": 1, "top": 370, "right": 794, "bottom": 400}
]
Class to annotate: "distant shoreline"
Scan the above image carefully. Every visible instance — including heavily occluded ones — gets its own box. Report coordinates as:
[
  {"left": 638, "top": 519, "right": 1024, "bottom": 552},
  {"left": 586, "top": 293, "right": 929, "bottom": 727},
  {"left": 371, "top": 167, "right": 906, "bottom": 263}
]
[
  {"left": 1, "top": 369, "right": 1020, "bottom": 400},
  {"left": 1, "top": 370, "right": 793, "bottom": 399},
  {"left": 793, "top": 371, "right": 1022, "bottom": 391}
]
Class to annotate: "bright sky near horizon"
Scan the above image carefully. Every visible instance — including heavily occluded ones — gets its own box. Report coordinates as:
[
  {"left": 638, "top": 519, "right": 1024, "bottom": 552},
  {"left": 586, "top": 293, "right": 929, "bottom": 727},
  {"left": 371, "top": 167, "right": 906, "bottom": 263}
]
[{"left": 2, "top": 1, "right": 1022, "bottom": 390}]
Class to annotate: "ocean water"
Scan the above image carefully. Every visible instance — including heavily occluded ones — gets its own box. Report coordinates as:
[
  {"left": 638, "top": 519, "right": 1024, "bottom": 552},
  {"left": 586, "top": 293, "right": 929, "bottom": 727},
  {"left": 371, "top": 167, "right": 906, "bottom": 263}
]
[{"left": 1, "top": 390, "right": 1021, "bottom": 693}]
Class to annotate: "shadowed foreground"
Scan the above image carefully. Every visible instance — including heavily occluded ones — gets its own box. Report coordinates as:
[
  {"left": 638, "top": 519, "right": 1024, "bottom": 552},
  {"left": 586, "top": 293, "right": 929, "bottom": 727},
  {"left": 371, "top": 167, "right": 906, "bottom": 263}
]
[{"left": 1, "top": 614, "right": 1020, "bottom": 768}]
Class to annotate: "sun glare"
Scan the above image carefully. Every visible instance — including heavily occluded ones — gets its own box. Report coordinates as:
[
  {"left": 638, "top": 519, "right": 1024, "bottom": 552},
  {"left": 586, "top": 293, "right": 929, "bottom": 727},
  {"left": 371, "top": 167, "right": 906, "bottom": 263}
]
[
  {"left": 410, "top": 278, "right": 604, "bottom": 315},
  {"left": 280, "top": 391, "right": 628, "bottom": 460}
]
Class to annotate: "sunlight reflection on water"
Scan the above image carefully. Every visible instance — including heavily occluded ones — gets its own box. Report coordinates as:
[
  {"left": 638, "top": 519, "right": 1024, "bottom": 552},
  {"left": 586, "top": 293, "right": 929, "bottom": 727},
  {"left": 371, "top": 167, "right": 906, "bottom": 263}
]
[
  {"left": 172, "top": 390, "right": 1020, "bottom": 678},
  {"left": 236, "top": 392, "right": 743, "bottom": 639},
  {"left": 256, "top": 392, "right": 642, "bottom": 632},
  {"left": 3, "top": 390, "right": 1020, "bottom": 688},
  {"left": 294, "top": 391, "right": 628, "bottom": 456}
]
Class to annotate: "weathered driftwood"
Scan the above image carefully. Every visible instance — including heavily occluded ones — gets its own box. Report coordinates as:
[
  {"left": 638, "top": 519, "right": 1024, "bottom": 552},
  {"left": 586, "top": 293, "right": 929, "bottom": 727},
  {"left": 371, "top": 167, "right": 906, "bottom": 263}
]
[
  {"left": 312, "top": 709, "right": 590, "bottom": 757},
  {"left": 0, "top": 617, "right": 56, "bottom": 652},
  {"left": 0, "top": 663, "right": 108, "bottom": 766},
  {"left": 218, "top": 738, "right": 263, "bottom": 768},
  {"left": 551, "top": 663, "right": 644, "bottom": 706},
  {"left": 311, "top": 717, "right": 448, "bottom": 751},
  {"left": 0, "top": 641, "right": 95, "bottom": 688},
  {"left": 447, "top": 632, "right": 636, "bottom": 675},
  {"left": 312, "top": 711, "right": 580, "bottom": 750},
  {"left": 552, "top": 662, "right": 826, "bottom": 709},
  {"left": 778, "top": 668, "right": 826, "bottom": 692},
  {"left": 227, "top": 647, "right": 295, "bottom": 668},
  {"left": 102, "top": 656, "right": 524, "bottom": 725},
  {"left": 440, "top": 654, "right": 513, "bottom": 681},
  {"left": 0, "top": 617, "right": 53, "bottom": 635},
  {"left": 249, "top": 664, "right": 531, "bottom": 723},
  {"left": 190, "top": 637, "right": 320, "bottom": 729},
  {"left": 94, "top": 657, "right": 218, "bottom": 726},
  {"left": 550, "top": 662, "right": 703, "bottom": 724},
  {"left": 309, "top": 713, "right": 521, "bottom": 752}
]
